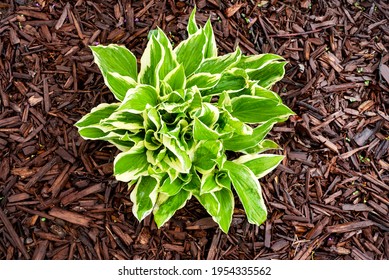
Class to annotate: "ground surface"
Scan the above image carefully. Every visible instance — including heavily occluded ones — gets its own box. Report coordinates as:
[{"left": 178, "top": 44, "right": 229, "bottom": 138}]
[{"left": 0, "top": 0, "right": 388, "bottom": 260}]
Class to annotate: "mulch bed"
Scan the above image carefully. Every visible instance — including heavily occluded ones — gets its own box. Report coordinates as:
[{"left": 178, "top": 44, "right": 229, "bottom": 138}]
[{"left": 0, "top": 0, "right": 388, "bottom": 260}]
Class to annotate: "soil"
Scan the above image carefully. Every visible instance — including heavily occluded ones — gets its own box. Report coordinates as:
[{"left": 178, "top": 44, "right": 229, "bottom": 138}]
[{"left": 0, "top": 0, "right": 388, "bottom": 260}]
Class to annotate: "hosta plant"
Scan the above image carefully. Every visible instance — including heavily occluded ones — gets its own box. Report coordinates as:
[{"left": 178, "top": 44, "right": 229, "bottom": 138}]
[{"left": 75, "top": 7, "right": 294, "bottom": 233}]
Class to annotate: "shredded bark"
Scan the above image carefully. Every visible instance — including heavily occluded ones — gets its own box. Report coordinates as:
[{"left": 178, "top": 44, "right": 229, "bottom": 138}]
[{"left": 0, "top": 0, "right": 388, "bottom": 260}]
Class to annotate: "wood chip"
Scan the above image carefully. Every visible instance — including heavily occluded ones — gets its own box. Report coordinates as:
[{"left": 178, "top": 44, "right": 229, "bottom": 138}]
[
  {"left": 48, "top": 207, "right": 92, "bottom": 227},
  {"left": 326, "top": 220, "right": 375, "bottom": 233},
  {"left": 225, "top": 3, "right": 244, "bottom": 18},
  {"left": 342, "top": 204, "right": 374, "bottom": 212},
  {"left": 0, "top": 208, "right": 30, "bottom": 259}
]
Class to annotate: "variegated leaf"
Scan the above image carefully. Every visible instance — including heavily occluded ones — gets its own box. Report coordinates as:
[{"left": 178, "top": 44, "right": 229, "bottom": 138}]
[
  {"left": 234, "top": 154, "right": 284, "bottom": 179},
  {"left": 231, "top": 96, "right": 295, "bottom": 123},
  {"left": 130, "top": 176, "right": 159, "bottom": 221},
  {"left": 153, "top": 190, "right": 192, "bottom": 228},
  {"left": 114, "top": 143, "right": 149, "bottom": 182},
  {"left": 223, "top": 161, "right": 267, "bottom": 226}
]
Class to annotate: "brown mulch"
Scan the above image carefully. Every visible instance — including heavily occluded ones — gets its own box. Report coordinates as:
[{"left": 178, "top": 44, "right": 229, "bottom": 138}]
[{"left": 0, "top": 0, "right": 388, "bottom": 260}]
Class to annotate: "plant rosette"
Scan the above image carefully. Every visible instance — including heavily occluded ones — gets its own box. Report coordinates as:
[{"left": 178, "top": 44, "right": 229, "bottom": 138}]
[{"left": 75, "top": 7, "right": 294, "bottom": 233}]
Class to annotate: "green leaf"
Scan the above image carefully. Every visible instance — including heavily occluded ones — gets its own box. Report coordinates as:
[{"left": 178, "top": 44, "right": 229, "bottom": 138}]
[
  {"left": 101, "top": 111, "right": 143, "bottom": 132},
  {"left": 119, "top": 85, "right": 158, "bottom": 113},
  {"left": 231, "top": 96, "right": 295, "bottom": 123},
  {"left": 195, "top": 188, "right": 234, "bottom": 233},
  {"left": 175, "top": 29, "right": 207, "bottom": 76},
  {"left": 248, "top": 61, "right": 287, "bottom": 88},
  {"left": 215, "top": 171, "right": 231, "bottom": 189},
  {"left": 75, "top": 103, "right": 119, "bottom": 129},
  {"left": 104, "top": 72, "right": 137, "bottom": 101},
  {"left": 90, "top": 45, "right": 137, "bottom": 101},
  {"left": 223, "top": 119, "right": 277, "bottom": 152},
  {"left": 203, "top": 68, "right": 249, "bottom": 96},
  {"left": 223, "top": 161, "right": 267, "bottom": 226},
  {"left": 163, "top": 64, "right": 186, "bottom": 91},
  {"left": 195, "top": 103, "right": 220, "bottom": 127},
  {"left": 236, "top": 53, "right": 284, "bottom": 70},
  {"left": 200, "top": 171, "right": 221, "bottom": 194},
  {"left": 193, "top": 140, "right": 223, "bottom": 174},
  {"left": 182, "top": 171, "right": 201, "bottom": 192},
  {"left": 155, "top": 28, "right": 179, "bottom": 80},
  {"left": 75, "top": 103, "right": 123, "bottom": 139},
  {"left": 114, "top": 143, "right": 149, "bottom": 182},
  {"left": 216, "top": 110, "right": 252, "bottom": 136},
  {"left": 130, "top": 176, "right": 159, "bottom": 221},
  {"left": 143, "top": 106, "right": 161, "bottom": 131},
  {"left": 203, "top": 20, "right": 217, "bottom": 58},
  {"left": 90, "top": 44, "right": 138, "bottom": 80},
  {"left": 159, "top": 177, "right": 183, "bottom": 197},
  {"left": 187, "top": 6, "right": 199, "bottom": 36},
  {"left": 77, "top": 128, "right": 123, "bottom": 140},
  {"left": 187, "top": 88, "right": 203, "bottom": 113},
  {"left": 153, "top": 190, "right": 192, "bottom": 228},
  {"left": 252, "top": 85, "right": 282, "bottom": 102},
  {"left": 139, "top": 35, "right": 164, "bottom": 88},
  {"left": 193, "top": 118, "right": 220, "bottom": 141},
  {"left": 162, "top": 134, "right": 192, "bottom": 174},
  {"left": 196, "top": 47, "right": 241, "bottom": 74},
  {"left": 109, "top": 139, "right": 135, "bottom": 152},
  {"left": 234, "top": 154, "right": 284, "bottom": 179},
  {"left": 146, "top": 148, "right": 166, "bottom": 166},
  {"left": 186, "top": 73, "right": 221, "bottom": 90},
  {"left": 144, "top": 130, "right": 162, "bottom": 151},
  {"left": 244, "top": 139, "right": 280, "bottom": 154}
]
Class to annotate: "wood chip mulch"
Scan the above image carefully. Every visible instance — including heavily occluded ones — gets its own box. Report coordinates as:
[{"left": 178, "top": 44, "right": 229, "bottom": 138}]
[{"left": 0, "top": 0, "right": 388, "bottom": 260}]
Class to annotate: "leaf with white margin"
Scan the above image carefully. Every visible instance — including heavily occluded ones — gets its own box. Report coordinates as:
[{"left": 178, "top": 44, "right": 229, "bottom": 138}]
[
  {"left": 77, "top": 128, "right": 124, "bottom": 140},
  {"left": 216, "top": 109, "right": 252, "bottom": 136},
  {"left": 187, "top": 6, "right": 199, "bottom": 35},
  {"left": 193, "top": 140, "right": 223, "bottom": 174},
  {"left": 119, "top": 85, "right": 158, "bottom": 113},
  {"left": 252, "top": 85, "right": 282, "bottom": 102},
  {"left": 101, "top": 111, "right": 143, "bottom": 132},
  {"left": 193, "top": 118, "right": 220, "bottom": 141},
  {"left": 162, "top": 135, "right": 191, "bottom": 174},
  {"left": 130, "top": 176, "right": 159, "bottom": 221},
  {"left": 154, "top": 28, "right": 179, "bottom": 80},
  {"left": 203, "top": 20, "right": 218, "bottom": 58},
  {"left": 109, "top": 139, "right": 135, "bottom": 152},
  {"left": 196, "top": 47, "right": 241, "bottom": 74},
  {"left": 200, "top": 171, "right": 222, "bottom": 194},
  {"left": 75, "top": 103, "right": 119, "bottom": 128},
  {"left": 75, "top": 103, "right": 122, "bottom": 139},
  {"left": 195, "top": 103, "right": 220, "bottom": 127},
  {"left": 174, "top": 28, "right": 207, "bottom": 76},
  {"left": 186, "top": 73, "right": 221, "bottom": 90},
  {"left": 248, "top": 61, "right": 287, "bottom": 89},
  {"left": 163, "top": 64, "right": 186, "bottom": 91},
  {"left": 103, "top": 72, "right": 137, "bottom": 101},
  {"left": 203, "top": 68, "right": 249, "bottom": 96},
  {"left": 236, "top": 53, "right": 284, "bottom": 70},
  {"left": 234, "top": 154, "right": 284, "bottom": 179},
  {"left": 90, "top": 45, "right": 137, "bottom": 101},
  {"left": 223, "top": 161, "right": 267, "bottom": 226},
  {"left": 114, "top": 143, "right": 149, "bottom": 182},
  {"left": 223, "top": 119, "right": 278, "bottom": 152},
  {"left": 195, "top": 187, "right": 234, "bottom": 233},
  {"left": 231, "top": 96, "right": 295, "bottom": 123},
  {"left": 139, "top": 35, "right": 164, "bottom": 88},
  {"left": 153, "top": 190, "right": 192, "bottom": 228},
  {"left": 159, "top": 177, "right": 183, "bottom": 197},
  {"left": 243, "top": 139, "right": 280, "bottom": 154}
]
